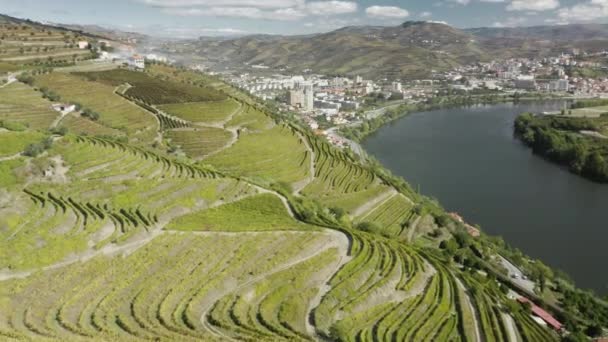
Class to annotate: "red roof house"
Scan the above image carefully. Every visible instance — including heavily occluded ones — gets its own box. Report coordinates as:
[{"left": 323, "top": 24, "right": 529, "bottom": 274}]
[{"left": 517, "top": 297, "right": 563, "bottom": 331}]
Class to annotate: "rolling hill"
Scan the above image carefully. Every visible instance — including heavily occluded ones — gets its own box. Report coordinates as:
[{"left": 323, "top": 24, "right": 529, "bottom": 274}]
[
  {"left": 171, "top": 21, "right": 608, "bottom": 79},
  {"left": 0, "top": 14, "right": 105, "bottom": 68},
  {"left": 1, "top": 14, "right": 608, "bottom": 341}
]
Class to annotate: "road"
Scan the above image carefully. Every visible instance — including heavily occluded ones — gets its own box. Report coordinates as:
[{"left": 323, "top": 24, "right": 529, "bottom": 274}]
[
  {"left": 498, "top": 255, "right": 536, "bottom": 293},
  {"left": 324, "top": 126, "right": 365, "bottom": 157},
  {"left": 0, "top": 73, "right": 17, "bottom": 88}
]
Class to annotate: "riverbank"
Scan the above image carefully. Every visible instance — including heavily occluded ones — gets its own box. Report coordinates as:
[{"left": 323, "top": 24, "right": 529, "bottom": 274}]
[
  {"left": 361, "top": 101, "right": 608, "bottom": 296},
  {"left": 514, "top": 112, "right": 608, "bottom": 183},
  {"left": 340, "top": 93, "right": 572, "bottom": 143}
]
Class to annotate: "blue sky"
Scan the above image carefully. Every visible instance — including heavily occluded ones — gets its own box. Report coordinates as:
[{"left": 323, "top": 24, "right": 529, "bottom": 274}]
[{"left": 0, "top": 0, "right": 606, "bottom": 38}]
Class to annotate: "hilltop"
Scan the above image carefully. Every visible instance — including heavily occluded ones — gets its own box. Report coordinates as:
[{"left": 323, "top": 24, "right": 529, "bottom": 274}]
[
  {"left": 0, "top": 14, "right": 120, "bottom": 70},
  {"left": 163, "top": 21, "right": 608, "bottom": 79},
  {"left": 177, "top": 21, "right": 485, "bottom": 79}
]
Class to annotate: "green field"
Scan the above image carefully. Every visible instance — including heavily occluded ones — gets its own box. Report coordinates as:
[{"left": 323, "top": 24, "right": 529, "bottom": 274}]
[
  {"left": 301, "top": 133, "right": 390, "bottom": 213},
  {"left": 204, "top": 125, "right": 311, "bottom": 185},
  {"left": 34, "top": 72, "right": 158, "bottom": 142},
  {"left": 75, "top": 69, "right": 227, "bottom": 104},
  {"left": 167, "top": 193, "right": 308, "bottom": 232},
  {"left": 58, "top": 113, "right": 124, "bottom": 137},
  {"left": 0, "top": 130, "right": 45, "bottom": 157},
  {"left": 0, "top": 81, "right": 59, "bottom": 129},
  {"left": 357, "top": 194, "right": 414, "bottom": 237},
  {"left": 572, "top": 105, "right": 608, "bottom": 118},
  {"left": 166, "top": 127, "right": 233, "bottom": 159},
  {"left": 0, "top": 232, "right": 340, "bottom": 341},
  {"left": 226, "top": 104, "right": 274, "bottom": 131},
  {"left": 158, "top": 99, "right": 241, "bottom": 124},
  {"left": 0, "top": 59, "right": 580, "bottom": 342},
  {"left": 0, "top": 61, "right": 19, "bottom": 72}
]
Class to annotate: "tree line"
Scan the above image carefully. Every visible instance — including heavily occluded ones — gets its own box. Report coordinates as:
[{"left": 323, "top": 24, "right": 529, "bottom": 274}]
[{"left": 514, "top": 113, "right": 608, "bottom": 183}]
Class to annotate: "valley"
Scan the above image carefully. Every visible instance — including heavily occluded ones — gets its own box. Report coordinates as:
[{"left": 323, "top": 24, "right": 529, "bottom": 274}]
[{"left": 1, "top": 12, "right": 607, "bottom": 342}]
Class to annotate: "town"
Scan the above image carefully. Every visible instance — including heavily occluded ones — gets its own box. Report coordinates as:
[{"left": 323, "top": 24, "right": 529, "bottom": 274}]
[{"left": 210, "top": 49, "right": 608, "bottom": 150}]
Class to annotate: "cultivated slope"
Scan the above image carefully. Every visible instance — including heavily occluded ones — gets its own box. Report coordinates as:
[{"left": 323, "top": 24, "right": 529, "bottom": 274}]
[{"left": 0, "top": 62, "right": 571, "bottom": 341}]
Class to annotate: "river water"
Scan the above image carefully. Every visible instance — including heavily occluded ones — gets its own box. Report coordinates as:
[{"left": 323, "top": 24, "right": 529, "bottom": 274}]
[{"left": 362, "top": 101, "right": 608, "bottom": 295}]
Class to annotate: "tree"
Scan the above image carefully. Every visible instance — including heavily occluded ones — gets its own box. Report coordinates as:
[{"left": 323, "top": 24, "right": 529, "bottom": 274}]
[
  {"left": 439, "top": 238, "right": 459, "bottom": 255},
  {"left": 585, "top": 323, "right": 603, "bottom": 338},
  {"left": 356, "top": 221, "right": 382, "bottom": 234},
  {"left": 583, "top": 152, "right": 607, "bottom": 181},
  {"left": 329, "top": 207, "right": 346, "bottom": 220}
]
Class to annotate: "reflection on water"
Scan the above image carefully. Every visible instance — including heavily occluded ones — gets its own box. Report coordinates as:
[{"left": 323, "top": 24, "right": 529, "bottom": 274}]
[{"left": 363, "top": 101, "right": 608, "bottom": 295}]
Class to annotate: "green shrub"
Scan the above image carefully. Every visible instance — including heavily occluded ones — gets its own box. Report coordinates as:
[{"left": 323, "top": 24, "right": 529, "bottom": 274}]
[{"left": 0, "top": 120, "right": 28, "bottom": 132}]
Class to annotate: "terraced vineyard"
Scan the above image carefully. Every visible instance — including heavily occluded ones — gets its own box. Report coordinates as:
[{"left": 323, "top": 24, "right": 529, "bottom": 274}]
[
  {"left": 58, "top": 113, "right": 124, "bottom": 137},
  {"left": 0, "top": 131, "right": 46, "bottom": 157},
  {"left": 34, "top": 73, "right": 158, "bottom": 143},
  {"left": 204, "top": 125, "right": 311, "bottom": 186},
  {"left": 0, "top": 82, "right": 59, "bottom": 129},
  {"left": 357, "top": 194, "right": 415, "bottom": 237},
  {"left": 0, "top": 232, "right": 344, "bottom": 341},
  {"left": 0, "top": 18, "right": 93, "bottom": 64},
  {"left": 158, "top": 99, "right": 241, "bottom": 124},
  {"left": 166, "top": 127, "right": 233, "bottom": 159},
  {"left": 301, "top": 134, "right": 391, "bottom": 213},
  {"left": 0, "top": 58, "right": 568, "bottom": 342},
  {"left": 75, "top": 69, "right": 227, "bottom": 104}
]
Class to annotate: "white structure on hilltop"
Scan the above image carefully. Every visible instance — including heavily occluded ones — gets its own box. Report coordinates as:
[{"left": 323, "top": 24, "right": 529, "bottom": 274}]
[
  {"left": 77, "top": 41, "right": 90, "bottom": 49},
  {"left": 289, "top": 81, "right": 314, "bottom": 111}
]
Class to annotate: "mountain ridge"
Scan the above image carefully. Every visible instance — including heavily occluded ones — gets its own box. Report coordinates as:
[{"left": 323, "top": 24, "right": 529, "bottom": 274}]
[{"left": 162, "top": 21, "right": 608, "bottom": 78}]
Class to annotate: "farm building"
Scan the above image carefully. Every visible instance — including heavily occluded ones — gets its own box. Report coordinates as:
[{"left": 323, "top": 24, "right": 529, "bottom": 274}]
[
  {"left": 51, "top": 103, "right": 76, "bottom": 114},
  {"left": 128, "top": 54, "right": 145, "bottom": 70},
  {"left": 78, "top": 41, "right": 90, "bottom": 49},
  {"left": 517, "top": 297, "right": 563, "bottom": 331}
]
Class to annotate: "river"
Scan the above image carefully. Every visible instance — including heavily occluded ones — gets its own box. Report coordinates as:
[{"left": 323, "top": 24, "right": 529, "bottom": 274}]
[{"left": 362, "top": 101, "right": 608, "bottom": 295}]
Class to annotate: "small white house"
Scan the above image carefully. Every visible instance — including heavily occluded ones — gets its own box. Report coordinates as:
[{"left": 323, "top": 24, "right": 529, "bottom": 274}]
[
  {"left": 52, "top": 103, "right": 76, "bottom": 114},
  {"left": 78, "top": 41, "right": 90, "bottom": 49},
  {"left": 129, "top": 55, "right": 145, "bottom": 70}
]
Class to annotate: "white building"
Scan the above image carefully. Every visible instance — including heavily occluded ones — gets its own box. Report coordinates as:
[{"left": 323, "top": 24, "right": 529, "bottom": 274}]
[
  {"left": 392, "top": 82, "right": 403, "bottom": 92},
  {"left": 129, "top": 55, "right": 145, "bottom": 70},
  {"left": 549, "top": 79, "right": 569, "bottom": 92},
  {"left": 514, "top": 75, "right": 536, "bottom": 90},
  {"left": 289, "top": 81, "right": 314, "bottom": 111},
  {"left": 77, "top": 41, "right": 90, "bottom": 49}
]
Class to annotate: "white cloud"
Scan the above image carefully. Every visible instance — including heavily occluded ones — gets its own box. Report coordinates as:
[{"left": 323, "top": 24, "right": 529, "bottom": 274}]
[
  {"left": 147, "top": 0, "right": 357, "bottom": 20},
  {"left": 164, "top": 6, "right": 307, "bottom": 20},
  {"left": 445, "top": 0, "right": 506, "bottom": 6},
  {"left": 365, "top": 5, "right": 410, "bottom": 19},
  {"left": 306, "top": 1, "right": 357, "bottom": 15},
  {"left": 419, "top": 11, "right": 432, "bottom": 17},
  {"left": 507, "top": 0, "right": 560, "bottom": 11},
  {"left": 448, "top": 0, "right": 471, "bottom": 5},
  {"left": 492, "top": 16, "right": 527, "bottom": 27},
  {"left": 556, "top": 0, "right": 608, "bottom": 22},
  {"left": 139, "top": 0, "right": 304, "bottom": 9}
]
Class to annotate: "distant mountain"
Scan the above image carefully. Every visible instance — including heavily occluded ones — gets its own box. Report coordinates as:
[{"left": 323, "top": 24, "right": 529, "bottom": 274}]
[
  {"left": 167, "top": 21, "right": 608, "bottom": 79},
  {"left": 184, "top": 21, "right": 488, "bottom": 79},
  {"left": 466, "top": 24, "right": 608, "bottom": 41}
]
